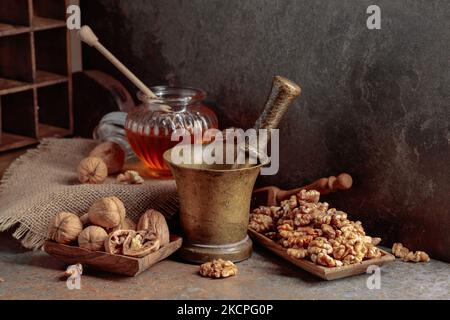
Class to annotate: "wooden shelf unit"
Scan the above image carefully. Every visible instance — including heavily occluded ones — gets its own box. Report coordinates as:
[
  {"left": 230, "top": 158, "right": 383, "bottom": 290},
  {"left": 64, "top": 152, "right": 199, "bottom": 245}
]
[{"left": 0, "top": 0, "right": 72, "bottom": 152}]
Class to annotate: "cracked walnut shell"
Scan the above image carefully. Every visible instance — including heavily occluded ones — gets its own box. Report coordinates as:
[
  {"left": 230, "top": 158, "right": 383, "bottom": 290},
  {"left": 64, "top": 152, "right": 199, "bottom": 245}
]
[
  {"left": 104, "top": 229, "right": 132, "bottom": 254},
  {"left": 123, "top": 230, "right": 160, "bottom": 258},
  {"left": 77, "top": 157, "right": 108, "bottom": 184},
  {"left": 199, "top": 259, "right": 238, "bottom": 279},
  {"left": 137, "top": 209, "right": 170, "bottom": 247},
  {"left": 78, "top": 226, "right": 108, "bottom": 251},
  {"left": 88, "top": 196, "right": 126, "bottom": 229},
  {"left": 47, "top": 212, "right": 83, "bottom": 244}
]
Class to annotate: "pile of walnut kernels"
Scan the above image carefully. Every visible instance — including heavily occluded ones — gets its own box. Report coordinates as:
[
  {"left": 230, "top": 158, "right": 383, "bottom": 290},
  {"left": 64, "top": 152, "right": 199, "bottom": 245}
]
[{"left": 249, "top": 189, "right": 383, "bottom": 268}]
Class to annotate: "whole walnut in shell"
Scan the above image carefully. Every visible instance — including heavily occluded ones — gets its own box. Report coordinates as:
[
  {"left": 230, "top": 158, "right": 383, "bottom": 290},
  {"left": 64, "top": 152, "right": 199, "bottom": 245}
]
[
  {"left": 88, "top": 196, "right": 126, "bottom": 229},
  {"left": 78, "top": 226, "right": 108, "bottom": 251},
  {"left": 77, "top": 157, "right": 108, "bottom": 184},
  {"left": 137, "top": 209, "right": 170, "bottom": 246},
  {"left": 108, "top": 217, "right": 136, "bottom": 233},
  {"left": 89, "top": 142, "right": 125, "bottom": 175},
  {"left": 48, "top": 212, "right": 83, "bottom": 244}
]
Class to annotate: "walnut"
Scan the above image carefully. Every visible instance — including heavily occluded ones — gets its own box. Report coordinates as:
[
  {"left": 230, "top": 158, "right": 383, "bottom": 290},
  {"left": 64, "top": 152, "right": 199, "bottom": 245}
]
[
  {"left": 405, "top": 251, "right": 430, "bottom": 262},
  {"left": 137, "top": 209, "right": 170, "bottom": 246},
  {"left": 77, "top": 157, "right": 108, "bottom": 184},
  {"left": 311, "top": 253, "right": 343, "bottom": 267},
  {"left": 88, "top": 196, "right": 126, "bottom": 229},
  {"left": 287, "top": 248, "right": 308, "bottom": 259},
  {"left": 249, "top": 214, "right": 273, "bottom": 233},
  {"left": 392, "top": 243, "right": 410, "bottom": 259},
  {"left": 79, "top": 213, "right": 90, "bottom": 226},
  {"left": 78, "top": 226, "right": 108, "bottom": 251},
  {"left": 290, "top": 208, "right": 313, "bottom": 227},
  {"left": 47, "top": 212, "right": 83, "bottom": 244},
  {"left": 252, "top": 206, "right": 283, "bottom": 221},
  {"left": 332, "top": 243, "right": 347, "bottom": 260},
  {"left": 330, "top": 211, "right": 348, "bottom": 228},
  {"left": 280, "top": 234, "right": 314, "bottom": 249},
  {"left": 89, "top": 141, "right": 125, "bottom": 175},
  {"left": 199, "top": 259, "right": 238, "bottom": 279},
  {"left": 392, "top": 243, "right": 430, "bottom": 262},
  {"left": 296, "top": 226, "right": 322, "bottom": 236},
  {"left": 280, "top": 195, "right": 298, "bottom": 213},
  {"left": 104, "top": 230, "right": 133, "bottom": 255},
  {"left": 297, "top": 189, "right": 320, "bottom": 204},
  {"left": 308, "top": 237, "right": 333, "bottom": 255},
  {"left": 122, "top": 230, "right": 160, "bottom": 257},
  {"left": 321, "top": 224, "right": 337, "bottom": 239},
  {"left": 108, "top": 217, "right": 136, "bottom": 233},
  {"left": 365, "top": 243, "right": 382, "bottom": 259},
  {"left": 117, "top": 170, "right": 144, "bottom": 185}
]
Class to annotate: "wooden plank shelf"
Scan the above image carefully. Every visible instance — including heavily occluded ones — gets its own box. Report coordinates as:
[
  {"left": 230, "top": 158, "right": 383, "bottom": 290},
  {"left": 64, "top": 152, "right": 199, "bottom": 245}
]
[
  {"left": 32, "top": 16, "right": 66, "bottom": 31},
  {"left": 0, "top": 0, "right": 73, "bottom": 153},
  {"left": 0, "top": 71, "right": 67, "bottom": 94},
  {"left": 0, "top": 77, "right": 33, "bottom": 95},
  {"left": 38, "top": 123, "right": 71, "bottom": 139},
  {"left": 0, "top": 22, "right": 30, "bottom": 37},
  {"left": 35, "top": 70, "right": 68, "bottom": 87}
]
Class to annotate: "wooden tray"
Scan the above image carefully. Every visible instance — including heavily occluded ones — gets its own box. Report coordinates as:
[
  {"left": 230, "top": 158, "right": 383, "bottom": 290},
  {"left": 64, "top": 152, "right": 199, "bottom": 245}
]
[
  {"left": 44, "top": 235, "right": 183, "bottom": 277},
  {"left": 248, "top": 229, "right": 395, "bottom": 280}
]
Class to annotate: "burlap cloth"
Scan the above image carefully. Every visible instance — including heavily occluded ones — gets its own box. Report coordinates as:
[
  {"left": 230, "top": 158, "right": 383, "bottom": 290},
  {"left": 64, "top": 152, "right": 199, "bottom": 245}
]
[{"left": 0, "top": 138, "right": 179, "bottom": 250}]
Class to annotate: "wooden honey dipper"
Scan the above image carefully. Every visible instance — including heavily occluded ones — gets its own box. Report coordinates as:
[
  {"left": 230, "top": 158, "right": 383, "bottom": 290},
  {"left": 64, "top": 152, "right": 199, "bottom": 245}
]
[
  {"left": 252, "top": 173, "right": 353, "bottom": 206},
  {"left": 78, "top": 25, "right": 170, "bottom": 112}
]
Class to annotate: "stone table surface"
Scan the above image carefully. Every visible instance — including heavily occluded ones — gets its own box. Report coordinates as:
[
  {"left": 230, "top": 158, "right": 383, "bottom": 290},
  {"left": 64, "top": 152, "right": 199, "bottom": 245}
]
[
  {"left": 0, "top": 149, "right": 448, "bottom": 300},
  {"left": 0, "top": 232, "right": 448, "bottom": 300}
]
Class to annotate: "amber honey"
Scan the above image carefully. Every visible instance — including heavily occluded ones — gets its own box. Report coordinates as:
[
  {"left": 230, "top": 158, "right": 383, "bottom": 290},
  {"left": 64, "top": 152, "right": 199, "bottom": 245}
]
[{"left": 125, "top": 86, "right": 218, "bottom": 179}]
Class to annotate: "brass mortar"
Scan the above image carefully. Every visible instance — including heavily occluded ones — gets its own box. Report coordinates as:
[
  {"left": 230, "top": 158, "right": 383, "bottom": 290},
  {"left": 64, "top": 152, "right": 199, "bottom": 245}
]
[{"left": 164, "top": 145, "right": 264, "bottom": 263}]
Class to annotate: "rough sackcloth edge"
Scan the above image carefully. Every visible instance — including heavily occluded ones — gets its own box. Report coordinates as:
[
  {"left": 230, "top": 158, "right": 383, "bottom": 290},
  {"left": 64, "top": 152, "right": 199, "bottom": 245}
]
[{"left": 0, "top": 138, "right": 179, "bottom": 250}]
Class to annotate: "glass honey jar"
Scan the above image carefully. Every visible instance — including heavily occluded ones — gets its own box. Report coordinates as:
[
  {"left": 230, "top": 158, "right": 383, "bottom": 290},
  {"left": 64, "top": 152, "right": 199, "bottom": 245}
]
[{"left": 125, "top": 86, "right": 218, "bottom": 179}]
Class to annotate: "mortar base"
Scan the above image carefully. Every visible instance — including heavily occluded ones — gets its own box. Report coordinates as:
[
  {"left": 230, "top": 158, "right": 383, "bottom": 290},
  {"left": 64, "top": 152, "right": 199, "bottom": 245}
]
[{"left": 178, "top": 236, "right": 253, "bottom": 263}]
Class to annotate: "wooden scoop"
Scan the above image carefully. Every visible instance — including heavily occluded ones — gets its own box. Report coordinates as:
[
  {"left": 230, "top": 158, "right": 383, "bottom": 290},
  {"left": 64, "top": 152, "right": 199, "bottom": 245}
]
[
  {"left": 252, "top": 173, "right": 353, "bottom": 207},
  {"left": 78, "top": 25, "right": 170, "bottom": 112}
]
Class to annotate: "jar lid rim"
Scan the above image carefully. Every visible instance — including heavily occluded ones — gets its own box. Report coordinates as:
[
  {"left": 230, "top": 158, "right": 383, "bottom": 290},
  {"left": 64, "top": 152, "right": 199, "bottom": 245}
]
[{"left": 138, "top": 86, "right": 207, "bottom": 104}]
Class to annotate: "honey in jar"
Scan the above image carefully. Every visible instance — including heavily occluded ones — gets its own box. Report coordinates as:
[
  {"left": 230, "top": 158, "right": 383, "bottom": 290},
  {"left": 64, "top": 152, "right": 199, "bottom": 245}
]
[{"left": 125, "top": 87, "right": 218, "bottom": 178}]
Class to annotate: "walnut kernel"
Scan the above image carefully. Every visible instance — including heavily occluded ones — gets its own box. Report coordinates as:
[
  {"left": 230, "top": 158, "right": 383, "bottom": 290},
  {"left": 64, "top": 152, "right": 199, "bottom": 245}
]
[
  {"left": 199, "top": 259, "right": 238, "bottom": 279},
  {"left": 117, "top": 170, "right": 144, "bottom": 184}
]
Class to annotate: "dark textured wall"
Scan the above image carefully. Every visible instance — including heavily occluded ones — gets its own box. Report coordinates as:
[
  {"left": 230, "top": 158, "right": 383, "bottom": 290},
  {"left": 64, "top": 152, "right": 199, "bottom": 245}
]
[{"left": 81, "top": 0, "right": 450, "bottom": 261}]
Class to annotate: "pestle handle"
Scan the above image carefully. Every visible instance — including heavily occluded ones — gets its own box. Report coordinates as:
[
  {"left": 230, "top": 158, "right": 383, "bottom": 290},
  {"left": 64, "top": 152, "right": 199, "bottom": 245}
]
[
  {"left": 254, "top": 76, "right": 302, "bottom": 130},
  {"left": 230, "top": 76, "right": 301, "bottom": 169},
  {"left": 78, "top": 25, "right": 158, "bottom": 99}
]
